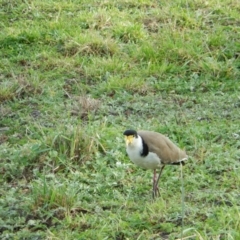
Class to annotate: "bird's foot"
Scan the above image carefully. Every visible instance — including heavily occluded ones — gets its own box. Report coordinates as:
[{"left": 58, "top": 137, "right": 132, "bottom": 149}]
[{"left": 152, "top": 185, "right": 160, "bottom": 199}]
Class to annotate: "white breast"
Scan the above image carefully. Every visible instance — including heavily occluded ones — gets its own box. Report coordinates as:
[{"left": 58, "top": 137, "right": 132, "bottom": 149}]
[{"left": 127, "top": 150, "right": 161, "bottom": 169}]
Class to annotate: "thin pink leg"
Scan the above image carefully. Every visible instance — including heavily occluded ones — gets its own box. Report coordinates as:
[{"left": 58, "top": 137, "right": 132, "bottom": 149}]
[
  {"left": 152, "top": 165, "right": 165, "bottom": 198},
  {"left": 152, "top": 169, "right": 160, "bottom": 198}
]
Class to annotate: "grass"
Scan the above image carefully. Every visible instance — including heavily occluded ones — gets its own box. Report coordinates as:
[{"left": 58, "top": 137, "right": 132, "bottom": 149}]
[{"left": 0, "top": 0, "right": 240, "bottom": 239}]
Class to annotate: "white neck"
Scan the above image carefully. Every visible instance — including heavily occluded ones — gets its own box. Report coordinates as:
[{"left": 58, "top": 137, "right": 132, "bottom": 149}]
[{"left": 127, "top": 135, "right": 143, "bottom": 151}]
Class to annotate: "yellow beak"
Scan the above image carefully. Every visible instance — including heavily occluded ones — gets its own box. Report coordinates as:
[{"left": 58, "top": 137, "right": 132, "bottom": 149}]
[{"left": 125, "top": 135, "right": 134, "bottom": 146}]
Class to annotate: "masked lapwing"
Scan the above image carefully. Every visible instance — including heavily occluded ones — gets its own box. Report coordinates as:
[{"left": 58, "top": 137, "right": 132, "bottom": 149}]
[{"left": 123, "top": 129, "right": 188, "bottom": 198}]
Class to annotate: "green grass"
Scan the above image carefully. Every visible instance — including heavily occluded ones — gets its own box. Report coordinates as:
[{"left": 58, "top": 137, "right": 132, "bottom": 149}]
[{"left": 0, "top": 0, "right": 240, "bottom": 239}]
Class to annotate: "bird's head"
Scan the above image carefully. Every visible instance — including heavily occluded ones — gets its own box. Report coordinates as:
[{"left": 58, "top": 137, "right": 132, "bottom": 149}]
[{"left": 123, "top": 129, "right": 138, "bottom": 146}]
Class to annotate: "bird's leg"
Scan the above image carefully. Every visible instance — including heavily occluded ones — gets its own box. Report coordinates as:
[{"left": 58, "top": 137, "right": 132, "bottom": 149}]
[
  {"left": 152, "top": 169, "right": 160, "bottom": 198},
  {"left": 152, "top": 169, "right": 156, "bottom": 198},
  {"left": 152, "top": 165, "right": 166, "bottom": 199},
  {"left": 154, "top": 165, "right": 165, "bottom": 196}
]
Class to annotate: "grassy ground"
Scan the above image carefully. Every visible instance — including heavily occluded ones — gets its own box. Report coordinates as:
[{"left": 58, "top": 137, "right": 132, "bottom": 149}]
[{"left": 1, "top": 0, "right": 240, "bottom": 239}]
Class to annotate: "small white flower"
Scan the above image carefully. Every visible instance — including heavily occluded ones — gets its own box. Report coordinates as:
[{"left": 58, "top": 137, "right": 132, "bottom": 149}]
[{"left": 116, "top": 161, "right": 123, "bottom": 167}]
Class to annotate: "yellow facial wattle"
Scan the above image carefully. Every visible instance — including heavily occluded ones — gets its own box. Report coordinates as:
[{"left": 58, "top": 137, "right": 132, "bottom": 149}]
[{"left": 125, "top": 135, "right": 134, "bottom": 146}]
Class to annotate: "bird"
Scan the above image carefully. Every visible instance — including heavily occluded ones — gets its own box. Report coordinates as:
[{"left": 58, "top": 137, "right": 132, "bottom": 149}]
[{"left": 123, "top": 129, "right": 188, "bottom": 198}]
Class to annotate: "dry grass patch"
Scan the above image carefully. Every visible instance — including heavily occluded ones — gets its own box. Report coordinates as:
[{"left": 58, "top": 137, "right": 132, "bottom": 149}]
[
  {"left": 0, "top": 74, "right": 43, "bottom": 102},
  {"left": 71, "top": 95, "right": 101, "bottom": 120},
  {"left": 45, "top": 124, "right": 104, "bottom": 166},
  {"left": 59, "top": 37, "right": 118, "bottom": 57}
]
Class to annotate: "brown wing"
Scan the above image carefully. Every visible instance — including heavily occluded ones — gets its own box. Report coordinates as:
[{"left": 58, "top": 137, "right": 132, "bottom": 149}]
[{"left": 138, "top": 130, "right": 187, "bottom": 164}]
